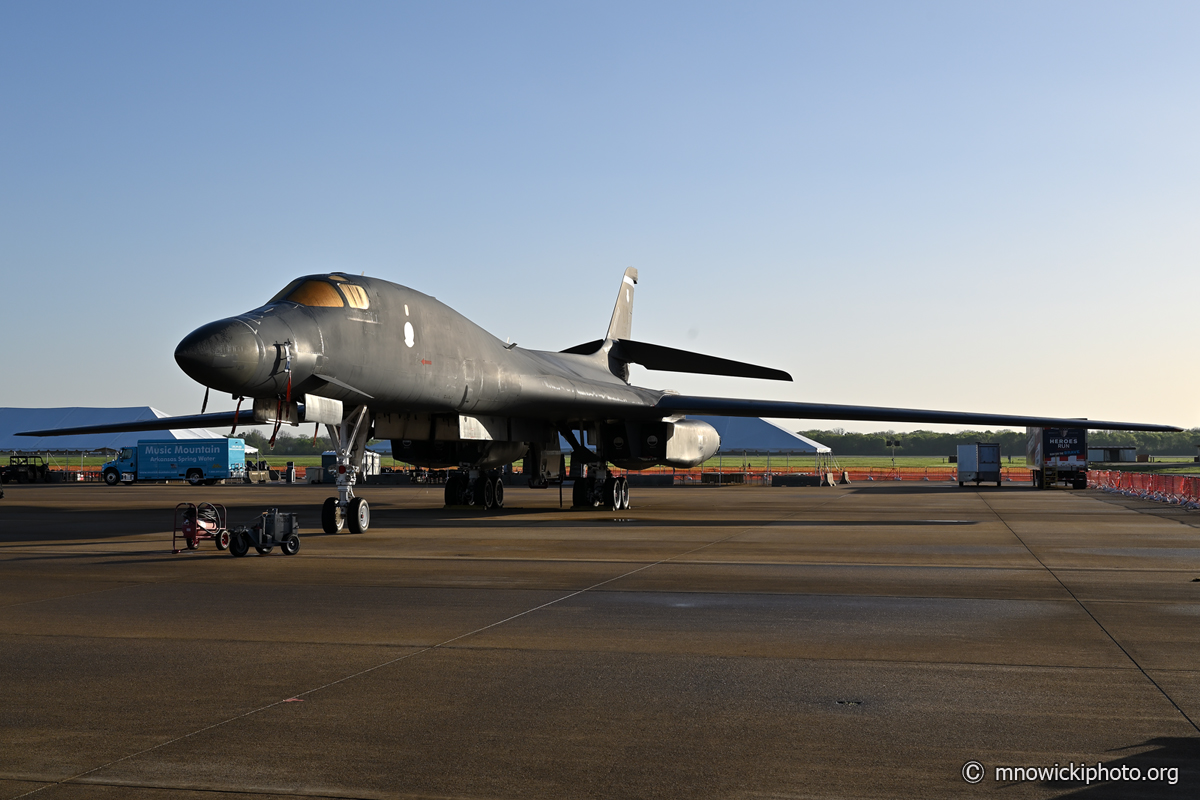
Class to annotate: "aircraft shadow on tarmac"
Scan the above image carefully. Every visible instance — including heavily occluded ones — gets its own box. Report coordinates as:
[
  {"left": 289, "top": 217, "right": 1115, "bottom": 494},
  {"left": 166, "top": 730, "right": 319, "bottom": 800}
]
[
  {"left": 1032, "top": 736, "right": 1200, "bottom": 798},
  {"left": 365, "top": 516, "right": 981, "bottom": 530},
  {"left": 0, "top": 501, "right": 978, "bottom": 544}
]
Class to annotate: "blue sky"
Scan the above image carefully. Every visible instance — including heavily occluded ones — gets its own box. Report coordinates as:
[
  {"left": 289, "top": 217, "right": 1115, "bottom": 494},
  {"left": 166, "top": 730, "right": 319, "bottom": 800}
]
[{"left": 2, "top": 1, "right": 1197, "bottom": 432}]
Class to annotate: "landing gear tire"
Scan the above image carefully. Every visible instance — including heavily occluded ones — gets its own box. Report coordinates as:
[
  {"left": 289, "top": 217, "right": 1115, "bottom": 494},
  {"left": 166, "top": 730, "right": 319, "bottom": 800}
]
[
  {"left": 186, "top": 469, "right": 203, "bottom": 486},
  {"left": 618, "top": 477, "right": 629, "bottom": 510},
  {"left": 571, "top": 477, "right": 586, "bottom": 508},
  {"left": 230, "top": 532, "right": 249, "bottom": 557},
  {"left": 481, "top": 478, "right": 495, "bottom": 510},
  {"left": 322, "top": 497, "right": 345, "bottom": 534},
  {"left": 103, "top": 468, "right": 120, "bottom": 486},
  {"left": 604, "top": 476, "right": 619, "bottom": 510},
  {"left": 216, "top": 529, "right": 231, "bottom": 550},
  {"left": 445, "top": 476, "right": 459, "bottom": 507},
  {"left": 347, "top": 497, "right": 370, "bottom": 534},
  {"left": 281, "top": 534, "right": 301, "bottom": 556},
  {"left": 493, "top": 478, "right": 504, "bottom": 509}
]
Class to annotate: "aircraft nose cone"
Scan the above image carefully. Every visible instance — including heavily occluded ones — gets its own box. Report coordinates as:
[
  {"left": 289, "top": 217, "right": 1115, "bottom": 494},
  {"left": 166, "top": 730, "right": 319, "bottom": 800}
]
[{"left": 175, "top": 319, "right": 265, "bottom": 394}]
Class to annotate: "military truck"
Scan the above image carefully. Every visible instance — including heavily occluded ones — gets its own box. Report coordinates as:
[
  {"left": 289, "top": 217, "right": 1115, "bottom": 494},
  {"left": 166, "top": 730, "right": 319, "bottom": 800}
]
[{"left": 1, "top": 455, "right": 50, "bottom": 484}]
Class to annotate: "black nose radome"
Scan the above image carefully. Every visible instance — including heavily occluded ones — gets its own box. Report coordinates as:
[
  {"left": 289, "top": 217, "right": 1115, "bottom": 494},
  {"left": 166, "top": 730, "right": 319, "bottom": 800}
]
[{"left": 175, "top": 318, "right": 265, "bottom": 394}]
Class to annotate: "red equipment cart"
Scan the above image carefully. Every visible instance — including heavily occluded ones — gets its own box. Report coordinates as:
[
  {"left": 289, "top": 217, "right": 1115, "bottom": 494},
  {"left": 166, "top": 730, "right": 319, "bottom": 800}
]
[{"left": 173, "top": 502, "right": 230, "bottom": 554}]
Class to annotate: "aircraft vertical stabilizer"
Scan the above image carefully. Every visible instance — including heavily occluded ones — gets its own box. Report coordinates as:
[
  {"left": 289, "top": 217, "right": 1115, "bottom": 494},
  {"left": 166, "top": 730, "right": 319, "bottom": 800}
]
[{"left": 605, "top": 267, "right": 638, "bottom": 341}]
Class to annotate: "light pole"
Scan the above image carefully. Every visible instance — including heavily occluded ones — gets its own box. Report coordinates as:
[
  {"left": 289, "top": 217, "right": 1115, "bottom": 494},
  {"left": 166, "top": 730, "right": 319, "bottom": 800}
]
[{"left": 886, "top": 438, "right": 902, "bottom": 477}]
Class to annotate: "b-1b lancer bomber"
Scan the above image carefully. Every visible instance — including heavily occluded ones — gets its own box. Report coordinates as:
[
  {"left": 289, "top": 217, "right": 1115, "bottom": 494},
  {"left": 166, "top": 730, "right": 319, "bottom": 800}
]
[{"left": 21, "top": 269, "right": 1180, "bottom": 533}]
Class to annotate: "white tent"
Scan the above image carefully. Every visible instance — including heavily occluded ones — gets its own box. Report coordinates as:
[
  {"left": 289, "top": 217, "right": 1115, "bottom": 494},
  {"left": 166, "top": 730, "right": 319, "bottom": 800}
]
[
  {"left": 688, "top": 416, "right": 838, "bottom": 475},
  {"left": 0, "top": 407, "right": 235, "bottom": 453},
  {"left": 688, "top": 416, "right": 830, "bottom": 455}
]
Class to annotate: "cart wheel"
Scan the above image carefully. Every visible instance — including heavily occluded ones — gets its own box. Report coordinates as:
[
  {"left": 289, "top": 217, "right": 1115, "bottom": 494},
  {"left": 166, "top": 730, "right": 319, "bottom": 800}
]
[
  {"left": 255, "top": 543, "right": 274, "bottom": 555},
  {"left": 230, "top": 532, "right": 249, "bottom": 557},
  {"left": 186, "top": 536, "right": 200, "bottom": 550},
  {"left": 215, "top": 529, "right": 231, "bottom": 550},
  {"left": 281, "top": 534, "right": 301, "bottom": 556}
]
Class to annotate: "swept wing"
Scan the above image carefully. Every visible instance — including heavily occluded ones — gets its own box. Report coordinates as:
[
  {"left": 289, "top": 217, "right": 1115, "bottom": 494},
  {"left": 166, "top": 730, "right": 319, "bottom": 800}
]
[{"left": 653, "top": 394, "right": 1180, "bottom": 432}]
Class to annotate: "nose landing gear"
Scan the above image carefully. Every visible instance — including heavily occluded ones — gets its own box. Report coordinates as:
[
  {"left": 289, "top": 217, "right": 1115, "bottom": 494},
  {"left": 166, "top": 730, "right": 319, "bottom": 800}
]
[{"left": 321, "top": 404, "right": 373, "bottom": 534}]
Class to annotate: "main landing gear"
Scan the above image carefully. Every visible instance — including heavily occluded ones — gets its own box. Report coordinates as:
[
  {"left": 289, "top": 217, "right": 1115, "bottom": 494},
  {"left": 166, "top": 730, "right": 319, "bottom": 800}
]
[
  {"left": 321, "top": 404, "right": 372, "bottom": 535},
  {"left": 444, "top": 469, "right": 505, "bottom": 511},
  {"left": 572, "top": 470, "right": 630, "bottom": 511}
]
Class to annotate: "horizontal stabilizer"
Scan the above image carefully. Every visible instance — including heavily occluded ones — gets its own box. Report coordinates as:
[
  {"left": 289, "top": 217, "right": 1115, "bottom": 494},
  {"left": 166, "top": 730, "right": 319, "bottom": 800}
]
[
  {"left": 558, "top": 339, "right": 791, "bottom": 381},
  {"left": 653, "top": 395, "right": 1181, "bottom": 432},
  {"left": 559, "top": 339, "right": 605, "bottom": 356},
  {"left": 17, "top": 410, "right": 246, "bottom": 438},
  {"left": 615, "top": 340, "right": 791, "bottom": 382}
]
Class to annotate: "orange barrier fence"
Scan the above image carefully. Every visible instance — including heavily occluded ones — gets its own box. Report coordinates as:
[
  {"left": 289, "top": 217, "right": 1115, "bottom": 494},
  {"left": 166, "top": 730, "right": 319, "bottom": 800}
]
[
  {"left": 841, "top": 467, "right": 1032, "bottom": 482},
  {"left": 1089, "top": 470, "right": 1200, "bottom": 508}
]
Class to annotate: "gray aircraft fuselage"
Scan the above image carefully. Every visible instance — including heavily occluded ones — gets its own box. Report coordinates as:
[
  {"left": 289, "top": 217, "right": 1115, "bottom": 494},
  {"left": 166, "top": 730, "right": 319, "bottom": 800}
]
[{"left": 175, "top": 274, "right": 660, "bottom": 425}]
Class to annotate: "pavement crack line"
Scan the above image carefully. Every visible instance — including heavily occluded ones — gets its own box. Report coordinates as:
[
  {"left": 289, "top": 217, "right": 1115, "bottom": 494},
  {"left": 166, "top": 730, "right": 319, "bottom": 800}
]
[
  {"left": 0, "top": 581, "right": 153, "bottom": 611},
  {"left": 977, "top": 492, "right": 1200, "bottom": 734},
  {"left": 9, "top": 494, "right": 846, "bottom": 800}
]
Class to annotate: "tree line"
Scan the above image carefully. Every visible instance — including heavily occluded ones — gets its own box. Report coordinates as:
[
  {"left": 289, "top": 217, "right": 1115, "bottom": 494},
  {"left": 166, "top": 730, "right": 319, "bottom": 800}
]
[
  {"left": 797, "top": 428, "right": 1200, "bottom": 457},
  {"left": 234, "top": 429, "right": 330, "bottom": 456}
]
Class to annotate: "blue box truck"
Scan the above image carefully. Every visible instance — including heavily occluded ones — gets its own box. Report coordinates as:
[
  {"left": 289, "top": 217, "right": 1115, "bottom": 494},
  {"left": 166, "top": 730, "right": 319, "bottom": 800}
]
[{"left": 102, "top": 439, "right": 247, "bottom": 486}]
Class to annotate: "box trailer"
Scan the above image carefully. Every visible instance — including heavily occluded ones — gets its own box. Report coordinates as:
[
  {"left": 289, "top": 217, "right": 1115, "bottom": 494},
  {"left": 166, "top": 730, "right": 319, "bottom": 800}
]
[
  {"left": 1027, "top": 427, "right": 1088, "bottom": 489},
  {"left": 957, "top": 443, "right": 1002, "bottom": 487},
  {"left": 102, "top": 439, "right": 246, "bottom": 486}
]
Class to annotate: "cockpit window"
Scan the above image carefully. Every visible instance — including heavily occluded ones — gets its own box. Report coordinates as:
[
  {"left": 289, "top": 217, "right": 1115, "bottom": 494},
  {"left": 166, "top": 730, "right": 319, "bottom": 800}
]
[
  {"left": 339, "top": 284, "right": 370, "bottom": 309},
  {"left": 268, "top": 279, "right": 303, "bottom": 304},
  {"left": 283, "top": 280, "right": 345, "bottom": 308}
]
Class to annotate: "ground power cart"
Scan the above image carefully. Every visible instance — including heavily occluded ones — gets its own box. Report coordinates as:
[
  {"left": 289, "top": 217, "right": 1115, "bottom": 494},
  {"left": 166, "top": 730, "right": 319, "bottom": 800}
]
[{"left": 229, "top": 509, "right": 301, "bottom": 557}]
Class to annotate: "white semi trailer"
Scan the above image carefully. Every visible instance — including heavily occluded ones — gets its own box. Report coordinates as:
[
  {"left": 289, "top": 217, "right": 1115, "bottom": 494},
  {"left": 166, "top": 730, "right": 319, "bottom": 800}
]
[
  {"left": 957, "top": 443, "right": 1002, "bottom": 487},
  {"left": 1027, "top": 427, "right": 1088, "bottom": 489}
]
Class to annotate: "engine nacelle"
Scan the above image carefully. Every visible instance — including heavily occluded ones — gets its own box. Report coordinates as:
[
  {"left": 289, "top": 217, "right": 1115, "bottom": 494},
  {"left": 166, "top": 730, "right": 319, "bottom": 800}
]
[
  {"left": 601, "top": 418, "right": 721, "bottom": 470},
  {"left": 662, "top": 418, "right": 720, "bottom": 468}
]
